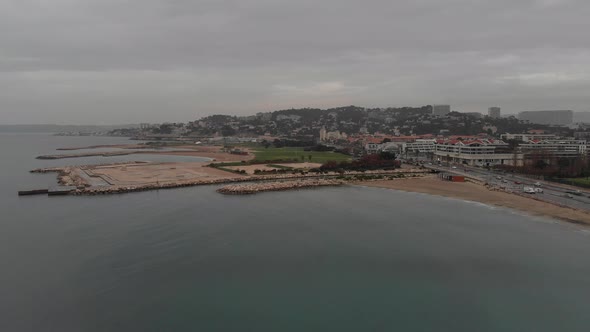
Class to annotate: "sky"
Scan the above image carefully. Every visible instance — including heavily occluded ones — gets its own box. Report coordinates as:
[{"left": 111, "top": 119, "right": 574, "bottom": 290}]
[{"left": 1, "top": 0, "right": 589, "bottom": 124}]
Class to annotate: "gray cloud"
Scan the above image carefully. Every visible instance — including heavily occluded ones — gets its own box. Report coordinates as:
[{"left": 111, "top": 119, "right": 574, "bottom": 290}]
[{"left": 0, "top": 0, "right": 589, "bottom": 124}]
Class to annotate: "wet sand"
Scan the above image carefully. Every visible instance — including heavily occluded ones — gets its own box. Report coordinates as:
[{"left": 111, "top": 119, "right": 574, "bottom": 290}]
[{"left": 360, "top": 176, "right": 590, "bottom": 226}]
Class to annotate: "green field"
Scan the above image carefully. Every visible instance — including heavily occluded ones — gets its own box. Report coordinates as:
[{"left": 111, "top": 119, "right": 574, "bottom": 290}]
[
  {"left": 252, "top": 147, "right": 351, "bottom": 163},
  {"left": 561, "top": 177, "right": 590, "bottom": 187}
]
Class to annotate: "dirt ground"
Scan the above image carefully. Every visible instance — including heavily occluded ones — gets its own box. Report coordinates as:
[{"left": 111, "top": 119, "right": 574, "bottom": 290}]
[
  {"left": 81, "top": 162, "right": 239, "bottom": 186},
  {"left": 360, "top": 176, "right": 590, "bottom": 226}
]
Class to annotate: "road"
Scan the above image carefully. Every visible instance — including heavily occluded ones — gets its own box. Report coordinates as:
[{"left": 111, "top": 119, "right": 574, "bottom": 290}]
[{"left": 421, "top": 163, "right": 590, "bottom": 212}]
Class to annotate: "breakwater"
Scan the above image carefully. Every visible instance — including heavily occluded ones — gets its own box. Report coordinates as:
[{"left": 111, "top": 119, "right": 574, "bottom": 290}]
[
  {"left": 27, "top": 162, "right": 430, "bottom": 196},
  {"left": 73, "top": 171, "right": 427, "bottom": 195},
  {"left": 217, "top": 179, "right": 344, "bottom": 195}
]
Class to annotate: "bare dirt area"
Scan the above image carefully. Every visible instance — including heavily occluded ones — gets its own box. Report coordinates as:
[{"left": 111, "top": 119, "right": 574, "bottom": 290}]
[
  {"left": 80, "top": 162, "right": 238, "bottom": 186},
  {"left": 360, "top": 176, "right": 590, "bottom": 226}
]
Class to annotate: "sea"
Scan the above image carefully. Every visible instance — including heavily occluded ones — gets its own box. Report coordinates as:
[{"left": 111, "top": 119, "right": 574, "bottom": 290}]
[{"left": 1, "top": 133, "right": 590, "bottom": 332}]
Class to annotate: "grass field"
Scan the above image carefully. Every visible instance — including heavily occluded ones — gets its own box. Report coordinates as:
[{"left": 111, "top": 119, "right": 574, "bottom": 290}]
[
  {"left": 253, "top": 147, "right": 351, "bottom": 163},
  {"left": 561, "top": 177, "right": 590, "bottom": 187}
]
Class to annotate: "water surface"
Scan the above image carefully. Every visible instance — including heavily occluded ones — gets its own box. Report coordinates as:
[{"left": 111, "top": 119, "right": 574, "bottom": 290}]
[{"left": 1, "top": 133, "right": 589, "bottom": 332}]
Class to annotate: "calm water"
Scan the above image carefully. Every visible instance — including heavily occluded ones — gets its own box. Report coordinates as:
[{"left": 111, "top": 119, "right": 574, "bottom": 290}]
[{"left": 1, "top": 133, "right": 590, "bottom": 331}]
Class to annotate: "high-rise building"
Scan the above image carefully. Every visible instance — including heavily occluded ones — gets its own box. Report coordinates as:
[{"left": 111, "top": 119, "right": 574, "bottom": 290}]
[
  {"left": 518, "top": 110, "right": 573, "bottom": 125},
  {"left": 488, "top": 107, "right": 501, "bottom": 118},
  {"left": 432, "top": 105, "right": 451, "bottom": 116}
]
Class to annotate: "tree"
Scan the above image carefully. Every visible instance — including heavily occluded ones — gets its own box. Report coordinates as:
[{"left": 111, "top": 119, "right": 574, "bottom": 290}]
[
  {"left": 308, "top": 155, "right": 312, "bottom": 161},
  {"left": 557, "top": 158, "right": 570, "bottom": 176},
  {"left": 220, "top": 125, "right": 236, "bottom": 137},
  {"left": 534, "top": 160, "right": 548, "bottom": 170}
]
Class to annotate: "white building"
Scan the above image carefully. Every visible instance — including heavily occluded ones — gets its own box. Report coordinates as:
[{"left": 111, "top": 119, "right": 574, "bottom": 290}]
[
  {"left": 402, "top": 139, "right": 436, "bottom": 154},
  {"left": 434, "top": 139, "right": 522, "bottom": 166},
  {"left": 320, "top": 127, "right": 348, "bottom": 142},
  {"left": 501, "top": 133, "right": 557, "bottom": 142},
  {"left": 519, "top": 140, "right": 587, "bottom": 158}
]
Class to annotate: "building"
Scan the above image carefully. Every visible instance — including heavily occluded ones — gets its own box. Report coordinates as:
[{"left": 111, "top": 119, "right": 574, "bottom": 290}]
[
  {"left": 519, "top": 140, "right": 587, "bottom": 159},
  {"left": 434, "top": 139, "right": 522, "bottom": 166},
  {"left": 518, "top": 110, "right": 573, "bottom": 125},
  {"left": 574, "top": 132, "right": 590, "bottom": 140},
  {"left": 488, "top": 107, "right": 501, "bottom": 118},
  {"left": 500, "top": 133, "right": 557, "bottom": 142},
  {"left": 402, "top": 139, "right": 436, "bottom": 154},
  {"left": 432, "top": 105, "right": 451, "bottom": 116},
  {"left": 320, "top": 127, "right": 347, "bottom": 142}
]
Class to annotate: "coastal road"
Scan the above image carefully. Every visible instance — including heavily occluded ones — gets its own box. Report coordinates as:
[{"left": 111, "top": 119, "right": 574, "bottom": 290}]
[{"left": 423, "top": 163, "right": 590, "bottom": 212}]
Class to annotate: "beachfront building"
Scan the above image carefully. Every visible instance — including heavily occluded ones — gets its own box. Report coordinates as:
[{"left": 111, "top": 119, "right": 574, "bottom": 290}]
[
  {"left": 519, "top": 140, "right": 587, "bottom": 159},
  {"left": 402, "top": 139, "right": 436, "bottom": 154},
  {"left": 500, "top": 134, "right": 557, "bottom": 142},
  {"left": 434, "top": 139, "right": 523, "bottom": 166},
  {"left": 500, "top": 133, "right": 557, "bottom": 142}
]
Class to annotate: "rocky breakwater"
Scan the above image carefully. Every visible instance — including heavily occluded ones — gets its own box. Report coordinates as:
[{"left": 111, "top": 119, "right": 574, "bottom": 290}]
[{"left": 217, "top": 179, "right": 345, "bottom": 195}]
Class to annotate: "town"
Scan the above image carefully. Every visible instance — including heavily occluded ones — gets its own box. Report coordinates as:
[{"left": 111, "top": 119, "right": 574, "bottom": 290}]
[{"left": 105, "top": 106, "right": 590, "bottom": 181}]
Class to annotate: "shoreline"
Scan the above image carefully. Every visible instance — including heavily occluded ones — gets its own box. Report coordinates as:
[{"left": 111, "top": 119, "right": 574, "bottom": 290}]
[
  {"left": 359, "top": 176, "right": 590, "bottom": 226},
  {"left": 39, "top": 144, "right": 253, "bottom": 162}
]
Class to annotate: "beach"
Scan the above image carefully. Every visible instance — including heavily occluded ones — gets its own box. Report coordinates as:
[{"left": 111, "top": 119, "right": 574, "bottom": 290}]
[{"left": 360, "top": 176, "right": 590, "bottom": 226}]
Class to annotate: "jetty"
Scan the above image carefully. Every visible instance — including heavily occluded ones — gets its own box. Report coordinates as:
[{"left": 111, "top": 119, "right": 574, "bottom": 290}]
[
  {"left": 25, "top": 161, "right": 430, "bottom": 196},
  {"left": 18, "top": 189, "right": 49, "bottom": 196},
  {"left": 217, "top": 179, "right": 345, "bottom": 195},
  {"left": 18, "top": 186, "right": 77, "bottom": 196}
]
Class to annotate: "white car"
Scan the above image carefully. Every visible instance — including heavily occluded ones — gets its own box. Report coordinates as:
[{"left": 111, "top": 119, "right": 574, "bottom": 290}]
[
  {"left": 523, "top": 187, "right": 535, "bottom": 194},
  {"left": 534, "top": 188, "right": 543, "bottom": 193},
  {"left": 534, "top": 182, "right": 542, "bottom": 187},
  {"left": 451, "top": 166, "right": 457, "bottom": 169}
]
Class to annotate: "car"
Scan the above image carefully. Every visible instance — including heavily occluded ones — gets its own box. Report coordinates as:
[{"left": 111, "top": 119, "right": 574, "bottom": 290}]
[
  {"left": 534, "top": 188, "right": 543, "bottom": 193},
  {"left": 534, "top": 182, "right": 542, "bottom": 187},
  {"left": 501, "top": 179, "right": 508, "bottom": 183},
  {"left": 451, "top": 166, "right": 457, "bottom": 169},
  {"left": 565, "top": 193, "right": 574, "bottom": 199},
  {"left": 496, "top": 176, "right": 502, "bottom": 180},
  {"left": 523, "top": 187, "right": 535, "bottom": 194},
  {"left": 514, "top": 181, "right": 522, "bottom": 184}
]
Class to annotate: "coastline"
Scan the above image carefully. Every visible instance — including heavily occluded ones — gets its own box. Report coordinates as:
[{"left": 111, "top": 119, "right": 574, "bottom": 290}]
[
  {"left": 39, "top": 144, "right": 253, "bottom": 162},
  {"left": 359, "top": 176, "right": 590, "bottom": 226},
  {"left": 33, "top": 143, "right": 590, "bottom": 226}
]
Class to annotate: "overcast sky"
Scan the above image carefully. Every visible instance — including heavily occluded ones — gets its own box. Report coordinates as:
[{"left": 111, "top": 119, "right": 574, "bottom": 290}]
[{"left": 1, "top": 0, "right": 589, "bottom": 124}]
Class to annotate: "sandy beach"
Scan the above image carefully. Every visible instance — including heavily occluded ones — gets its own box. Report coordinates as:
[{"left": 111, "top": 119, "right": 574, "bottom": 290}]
[{"left": 360, "top": 176, "right": 590, "bottom": 226}]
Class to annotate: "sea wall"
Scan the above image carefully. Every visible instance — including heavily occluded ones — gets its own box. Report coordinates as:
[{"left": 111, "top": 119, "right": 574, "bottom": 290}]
[{"left": 217, "top": 179, "right": 344, "bottom": 195}]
